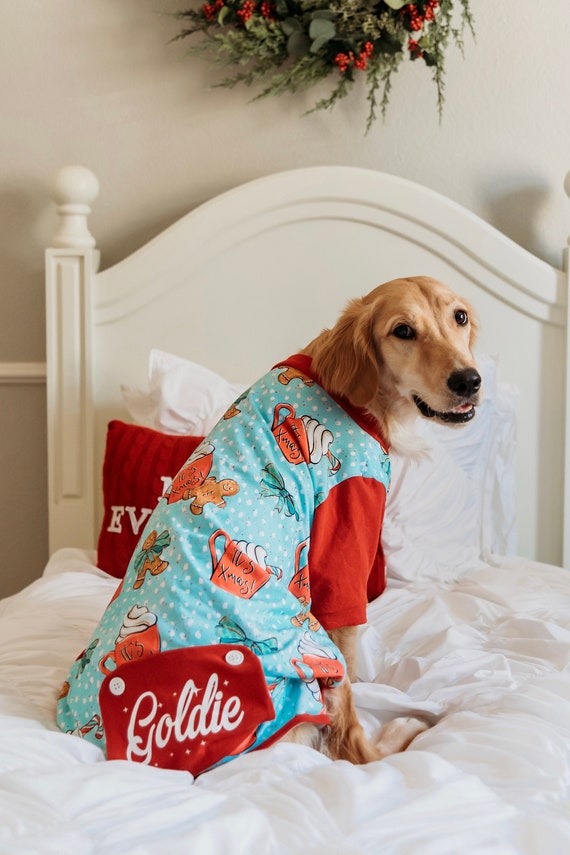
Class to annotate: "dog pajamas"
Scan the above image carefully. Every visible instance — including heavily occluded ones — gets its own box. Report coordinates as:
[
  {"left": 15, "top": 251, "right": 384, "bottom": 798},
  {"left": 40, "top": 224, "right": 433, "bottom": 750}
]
[{"left": 57, "top": 355, "right": 391, "bottom": 775}]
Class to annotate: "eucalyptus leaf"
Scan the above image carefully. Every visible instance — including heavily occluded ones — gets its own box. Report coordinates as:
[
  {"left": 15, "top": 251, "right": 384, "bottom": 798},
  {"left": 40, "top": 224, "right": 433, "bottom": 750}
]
[
  {"left": 309, "top": 18, "right": 335, "bottom": 42},
  {"left": 282, "top": 17, "right": 303, "bottom": 36},
  {"left": 287, "top": 30, "right": 311, "bottom": 57},
  {"left": 311, "top": 35, "right": 331, "bottom": 54},
  {"left": 311, "top": 9, "right": 337, "bottom": 21},
  {"left": 383, "top": 0, "right": 409, "bottom": 9}
]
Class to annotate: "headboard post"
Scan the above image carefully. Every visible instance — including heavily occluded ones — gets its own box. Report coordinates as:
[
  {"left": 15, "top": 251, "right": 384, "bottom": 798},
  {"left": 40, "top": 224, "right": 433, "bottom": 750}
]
[{"left": 45, "top": 167, "right": 100, "bottom": 554}]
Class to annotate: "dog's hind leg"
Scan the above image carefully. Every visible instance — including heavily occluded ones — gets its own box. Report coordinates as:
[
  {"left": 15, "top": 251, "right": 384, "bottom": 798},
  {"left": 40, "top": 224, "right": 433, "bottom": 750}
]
[{"left": 324, "top": 680, "right": 385, "bottom": 763}]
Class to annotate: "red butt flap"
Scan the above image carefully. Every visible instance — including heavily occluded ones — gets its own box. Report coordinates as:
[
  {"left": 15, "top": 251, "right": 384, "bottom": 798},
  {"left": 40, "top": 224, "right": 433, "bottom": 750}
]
[{"left": 99, "top": 645, "right": 276, "bottom": 776}]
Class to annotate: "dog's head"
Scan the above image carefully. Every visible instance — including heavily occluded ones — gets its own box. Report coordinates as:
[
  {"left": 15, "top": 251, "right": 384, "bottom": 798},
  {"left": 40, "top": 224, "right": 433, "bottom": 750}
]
[{"left": 307, "top": 276, "right": 482, "bottom": 448}]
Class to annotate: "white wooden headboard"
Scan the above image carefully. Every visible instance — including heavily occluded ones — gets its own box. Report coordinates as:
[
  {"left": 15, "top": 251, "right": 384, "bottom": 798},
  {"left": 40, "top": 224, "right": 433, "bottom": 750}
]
[{"left": 45, "top": 165, "right": 570, "bottom": 568}]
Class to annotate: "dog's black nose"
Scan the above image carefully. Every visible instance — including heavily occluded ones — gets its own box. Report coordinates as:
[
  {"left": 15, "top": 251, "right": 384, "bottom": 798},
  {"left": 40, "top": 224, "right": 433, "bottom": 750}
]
[{"left": 447, "top": 368, "right": 481, "bottom": 398}]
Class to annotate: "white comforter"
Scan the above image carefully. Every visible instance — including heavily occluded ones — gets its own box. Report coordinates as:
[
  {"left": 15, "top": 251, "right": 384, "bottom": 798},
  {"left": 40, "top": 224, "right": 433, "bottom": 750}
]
[{"left": 1, "top": 549, "right": 570, "bottom": 854}]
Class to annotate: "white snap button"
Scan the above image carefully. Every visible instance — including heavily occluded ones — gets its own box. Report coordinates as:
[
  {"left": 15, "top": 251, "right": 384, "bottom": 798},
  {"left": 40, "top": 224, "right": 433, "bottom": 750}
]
[
  {"left": 225, "top": 649, "right": 244, "bottom": 666},
  {"left": 109, "top": 676, "right": 125, "bottom": 696}
]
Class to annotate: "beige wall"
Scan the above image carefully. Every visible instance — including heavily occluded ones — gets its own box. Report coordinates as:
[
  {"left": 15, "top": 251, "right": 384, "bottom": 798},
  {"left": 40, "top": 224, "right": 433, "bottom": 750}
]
[{"left": 2, "top": 0, "right": 569, "bottom": 596}]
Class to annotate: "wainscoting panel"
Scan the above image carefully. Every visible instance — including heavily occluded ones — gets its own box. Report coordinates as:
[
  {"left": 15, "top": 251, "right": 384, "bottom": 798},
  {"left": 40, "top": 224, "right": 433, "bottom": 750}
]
[{"left": 0, "top": 363, "right": 48, "bottom": 597}]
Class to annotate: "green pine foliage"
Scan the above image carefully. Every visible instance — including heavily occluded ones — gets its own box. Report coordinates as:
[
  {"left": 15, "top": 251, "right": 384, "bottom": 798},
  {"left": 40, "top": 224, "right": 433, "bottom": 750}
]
[{"left": 173, "top": 0, "right": 474, "bottom": 131}]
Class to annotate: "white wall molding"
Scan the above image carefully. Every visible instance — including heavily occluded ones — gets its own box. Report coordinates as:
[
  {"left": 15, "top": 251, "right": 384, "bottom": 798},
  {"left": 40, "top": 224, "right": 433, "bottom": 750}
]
[{"left": 0, "top": 362, "right": 47, "bottom": 385}]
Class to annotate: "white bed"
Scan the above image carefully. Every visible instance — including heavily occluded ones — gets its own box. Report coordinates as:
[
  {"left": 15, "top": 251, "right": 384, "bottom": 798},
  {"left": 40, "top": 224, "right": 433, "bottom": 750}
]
[{"left": 1, "top": 165, "right": 570, "bottom": 853}]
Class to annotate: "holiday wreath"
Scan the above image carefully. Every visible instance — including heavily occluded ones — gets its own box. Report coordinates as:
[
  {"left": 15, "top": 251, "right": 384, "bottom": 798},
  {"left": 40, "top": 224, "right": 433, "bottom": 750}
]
[{"left": 173, "top": 0, "right": 474, "bottom": 129}]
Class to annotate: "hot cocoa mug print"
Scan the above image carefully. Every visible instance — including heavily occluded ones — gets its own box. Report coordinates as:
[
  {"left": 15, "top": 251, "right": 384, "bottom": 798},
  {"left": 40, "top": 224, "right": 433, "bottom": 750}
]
[
  {"left": 167, "top": 445, "right": 214, "bottom": 505},
  {"left": 272, "top": 403, "right": 340, "bottom": 474},
  {"left": 271, "top": 403, "right": 311, "bottom": 465},
  {"left": 99, "top": 606, "right": 161, "bottom": 675},
  {"left": 288, "top": 538, "right": 310, "bottom": 605},
  {"left": 209, "top": 530, "right": 282, "bottom": 599}
]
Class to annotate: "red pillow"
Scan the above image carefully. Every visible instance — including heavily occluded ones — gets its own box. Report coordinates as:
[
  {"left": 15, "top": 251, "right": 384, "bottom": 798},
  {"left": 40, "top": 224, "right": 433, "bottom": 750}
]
[{"left": 97, "top": 421, "right": 203, "bottom": 578}]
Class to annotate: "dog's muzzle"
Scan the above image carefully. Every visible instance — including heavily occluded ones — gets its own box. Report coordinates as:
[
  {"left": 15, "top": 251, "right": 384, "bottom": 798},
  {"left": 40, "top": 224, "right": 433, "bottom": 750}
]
[{"left": 413, "top": 368, "right": 481, "bottom": 425}]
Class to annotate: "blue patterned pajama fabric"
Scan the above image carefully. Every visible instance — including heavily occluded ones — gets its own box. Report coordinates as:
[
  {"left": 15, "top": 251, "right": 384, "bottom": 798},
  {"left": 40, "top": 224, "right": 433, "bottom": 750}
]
[{"left": 57, "top": 355, "right": 390, "bottom": 775}]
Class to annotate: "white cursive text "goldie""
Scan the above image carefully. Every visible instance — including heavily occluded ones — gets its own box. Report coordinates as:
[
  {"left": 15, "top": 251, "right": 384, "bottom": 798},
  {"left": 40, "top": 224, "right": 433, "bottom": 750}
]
[{"left": 126, "top": 673, "right": 244, "bottom": 764}]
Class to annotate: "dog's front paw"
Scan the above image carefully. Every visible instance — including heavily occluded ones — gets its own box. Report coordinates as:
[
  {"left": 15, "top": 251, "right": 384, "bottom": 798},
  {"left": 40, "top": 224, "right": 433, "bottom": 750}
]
[{"left": 375, "top": 716, "right": 430, "bottom": 758}]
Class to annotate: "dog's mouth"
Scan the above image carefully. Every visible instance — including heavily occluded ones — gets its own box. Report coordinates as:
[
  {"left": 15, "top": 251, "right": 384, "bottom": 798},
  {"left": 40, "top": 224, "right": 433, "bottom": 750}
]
[{"left": 413, "top": 395, "right": 476, "bottom": 424}]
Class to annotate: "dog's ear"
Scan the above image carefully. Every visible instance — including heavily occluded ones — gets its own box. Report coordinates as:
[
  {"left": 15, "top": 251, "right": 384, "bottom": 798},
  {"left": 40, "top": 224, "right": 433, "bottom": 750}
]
[{"left": 310, "top": 297, "right": 379, "bottom": 407}]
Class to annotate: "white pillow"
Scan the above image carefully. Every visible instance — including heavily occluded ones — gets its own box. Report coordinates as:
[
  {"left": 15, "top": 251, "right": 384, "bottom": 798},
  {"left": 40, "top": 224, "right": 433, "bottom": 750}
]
[
  {"left": 384, "top": 356, "right": 518, "bottom": 584},
  {"left": 121, "top": 350, "right": 248, "bottom": 436},
  {"left": 122, "top": 351, "right": 518, "bottom": 581}
]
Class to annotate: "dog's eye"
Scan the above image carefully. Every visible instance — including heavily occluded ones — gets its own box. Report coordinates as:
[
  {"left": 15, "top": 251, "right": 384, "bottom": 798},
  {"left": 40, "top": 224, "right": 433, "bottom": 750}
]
[
  {"left": 455, "top": 310, "right": 469, "bottom": 326},
  {"left": 392, "top": 324, "right": 416, "bottom": 340}
]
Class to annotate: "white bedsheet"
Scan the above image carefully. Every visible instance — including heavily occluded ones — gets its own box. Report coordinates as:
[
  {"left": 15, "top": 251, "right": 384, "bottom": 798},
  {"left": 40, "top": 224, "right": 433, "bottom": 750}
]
[{"left": 1, "top": 549, "right": 570, "bottom": 854}]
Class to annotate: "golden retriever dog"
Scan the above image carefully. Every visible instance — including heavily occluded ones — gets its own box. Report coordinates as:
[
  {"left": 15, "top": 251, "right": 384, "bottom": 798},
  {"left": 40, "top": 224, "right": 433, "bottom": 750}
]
[
  {"left": 289, "top": 275, "right": 481, "bottom": 762},
  {"left": 58, "top": 275, "right": 480, "bottom": 774}
]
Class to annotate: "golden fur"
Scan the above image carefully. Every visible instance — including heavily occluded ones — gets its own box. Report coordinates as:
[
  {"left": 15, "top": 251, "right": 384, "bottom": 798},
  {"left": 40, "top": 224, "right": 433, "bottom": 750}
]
[{"left": 286, "top": 276, "right": 481, "bottom": 763}]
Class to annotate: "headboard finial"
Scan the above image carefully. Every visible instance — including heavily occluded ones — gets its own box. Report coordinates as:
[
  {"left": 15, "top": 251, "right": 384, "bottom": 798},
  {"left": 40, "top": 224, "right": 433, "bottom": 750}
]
[{"left": 51, "top": 165, "right": 100, "bottom": 249}]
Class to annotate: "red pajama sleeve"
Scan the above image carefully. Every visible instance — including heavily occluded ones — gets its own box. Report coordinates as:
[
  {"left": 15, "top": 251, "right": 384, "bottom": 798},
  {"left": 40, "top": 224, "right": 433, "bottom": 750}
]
[{"left": 307, "top": 476, "right": 387, "bottom": 631}]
